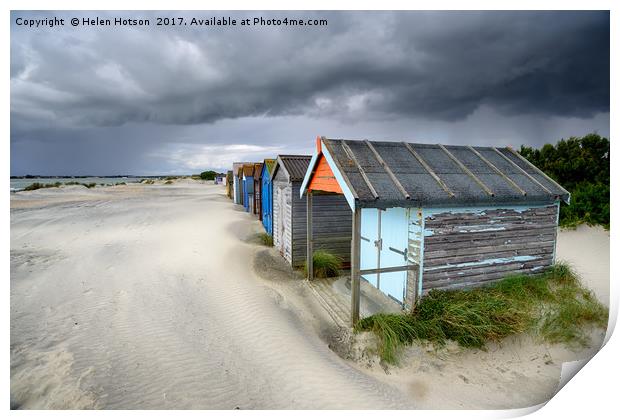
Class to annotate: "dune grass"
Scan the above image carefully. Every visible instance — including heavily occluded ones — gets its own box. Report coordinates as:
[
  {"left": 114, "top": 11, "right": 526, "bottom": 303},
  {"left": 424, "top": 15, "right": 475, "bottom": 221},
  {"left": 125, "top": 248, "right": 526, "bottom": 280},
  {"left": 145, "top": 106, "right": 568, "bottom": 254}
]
[
  {"left": 23, "top": 182, "right": 61, "bottom": 191},
  {"left": 258, "top": 233, "right": 273, "bottom": 247},
  {"left": 22, "top": 181, "right": 98, "bottom": 191},
  {"left": 303, "top": 250, "right": 342, "bottom": 278},
  {"left": 355, "top": 263, "right": 608, "bottom": 364}
]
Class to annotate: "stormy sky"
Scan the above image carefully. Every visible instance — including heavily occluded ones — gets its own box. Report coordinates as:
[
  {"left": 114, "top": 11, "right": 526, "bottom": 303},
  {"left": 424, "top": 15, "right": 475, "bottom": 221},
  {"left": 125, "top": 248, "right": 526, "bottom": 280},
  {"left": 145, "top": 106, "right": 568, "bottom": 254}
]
[{"left": 10, "top": 10, "right": 609, "bottom": 175}]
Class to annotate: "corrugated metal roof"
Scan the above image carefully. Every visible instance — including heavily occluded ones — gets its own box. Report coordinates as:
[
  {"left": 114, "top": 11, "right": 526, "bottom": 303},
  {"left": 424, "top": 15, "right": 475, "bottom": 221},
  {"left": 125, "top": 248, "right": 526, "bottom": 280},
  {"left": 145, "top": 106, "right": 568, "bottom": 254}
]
[
  {"left": 321, "top": 139, "right": 570, "bottom": 208},
  {"left": 273, "top": 155, "right": 311, "bottom": 181}
]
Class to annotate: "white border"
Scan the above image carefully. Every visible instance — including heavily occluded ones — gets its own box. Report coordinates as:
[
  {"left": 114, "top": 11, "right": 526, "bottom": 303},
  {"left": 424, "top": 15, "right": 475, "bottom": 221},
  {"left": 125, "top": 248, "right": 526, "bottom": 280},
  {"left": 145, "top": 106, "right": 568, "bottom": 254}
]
[{"left": 4, "top": 2, "right": 616, "bottom": 419}]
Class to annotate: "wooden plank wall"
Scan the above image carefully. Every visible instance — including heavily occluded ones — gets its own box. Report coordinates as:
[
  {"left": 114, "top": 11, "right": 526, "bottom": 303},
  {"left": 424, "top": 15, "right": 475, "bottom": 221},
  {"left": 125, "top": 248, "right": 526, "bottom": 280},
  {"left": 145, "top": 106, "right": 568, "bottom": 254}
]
[
  {"left": 422, "top": 204, "right": 558, "bottom": 293},
  {"left": 273, "top": 171, "right": 293, "bottom": 265},
  {"left": 291, "top": 183, "right": 352, "bottom": 268}
]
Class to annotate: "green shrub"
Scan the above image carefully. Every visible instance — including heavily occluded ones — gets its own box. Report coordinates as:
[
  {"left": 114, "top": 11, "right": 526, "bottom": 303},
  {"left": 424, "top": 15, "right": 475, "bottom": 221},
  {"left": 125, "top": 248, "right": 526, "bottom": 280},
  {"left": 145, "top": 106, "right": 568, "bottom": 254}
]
[
  {"left": 200, "top": 171, "right": 217, "bottom": 180},
  {"left": 356, "top": 263, "right": 608, "bottom": 363},
  {"left": 304, "top": 250, "right": 342, "bottom": 278},
  {"left": 519, "top": 134, "right": 609, "bottom": 229}
]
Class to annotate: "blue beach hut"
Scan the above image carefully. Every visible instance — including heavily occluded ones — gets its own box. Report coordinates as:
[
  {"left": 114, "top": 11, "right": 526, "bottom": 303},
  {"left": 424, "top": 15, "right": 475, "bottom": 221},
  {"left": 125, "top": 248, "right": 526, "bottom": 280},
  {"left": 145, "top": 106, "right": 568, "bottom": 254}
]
[{"left": 242, "top": 164, "right": 255, "bottom": 212}]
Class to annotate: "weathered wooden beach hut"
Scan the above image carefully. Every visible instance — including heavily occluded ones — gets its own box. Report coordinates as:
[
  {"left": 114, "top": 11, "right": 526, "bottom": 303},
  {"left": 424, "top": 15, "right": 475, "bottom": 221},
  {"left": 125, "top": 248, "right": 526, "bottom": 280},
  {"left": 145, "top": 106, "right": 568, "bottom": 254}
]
[
  {"left": 232, "top": 162, "right": 251, "bottom": 205},
  {"left": 251, "top": 163, "right": 264, "bottom": 218},
  {"left": 272, "top": 155, "right": 352, "bottom": 268},
  {"left": 260, "top": 159, "right": 276, "bottom": 234},
  {"left": 242, "top": 164, "right": 255, "bottom": 212},
  {"left": 300, "top": 137, "right": 570, "bottom": 324}
]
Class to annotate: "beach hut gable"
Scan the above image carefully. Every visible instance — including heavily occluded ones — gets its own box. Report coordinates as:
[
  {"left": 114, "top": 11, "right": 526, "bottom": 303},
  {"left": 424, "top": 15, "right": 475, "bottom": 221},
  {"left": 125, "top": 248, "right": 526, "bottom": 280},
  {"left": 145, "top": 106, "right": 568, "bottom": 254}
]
[
  {"left": 301, "top": 137, "right": 570, "bottom": 325},
  {"left": 271, "top": 155, "right": 352, "bottom": 268},
  {"left": 308, "top": 155, "right": 343, "bottom": 194}
]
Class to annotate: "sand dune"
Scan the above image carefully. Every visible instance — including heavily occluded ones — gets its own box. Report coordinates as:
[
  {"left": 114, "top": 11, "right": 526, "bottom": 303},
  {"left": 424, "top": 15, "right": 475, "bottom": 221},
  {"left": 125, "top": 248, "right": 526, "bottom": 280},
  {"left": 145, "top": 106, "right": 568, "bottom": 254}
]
[
  {"left": 10, "top": 182, "right": 609, "bottom": 409},
  {"left": 11, "top": 182, "right": 412, "bottom": 409}
]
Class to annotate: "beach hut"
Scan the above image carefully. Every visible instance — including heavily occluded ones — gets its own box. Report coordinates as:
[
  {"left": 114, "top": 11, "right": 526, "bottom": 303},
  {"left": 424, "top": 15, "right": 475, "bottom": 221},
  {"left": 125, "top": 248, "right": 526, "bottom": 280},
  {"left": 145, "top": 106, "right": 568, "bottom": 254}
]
[
  {"left": 272, "top": 155, "right": 352, "bottom": 268},
  {"left": 232, "top": 162, "right": 251, "bottom": 205},
  {"left": 226, "top": 171, "right": 233, "bottom": 198},
  {"left": 260, "top": 159, "right": 276, "bottom": 234},
  {"left": 300, "top": 137, "right": 570, "bottom": 325},
  {"left": 252, "top": 163, "right": 264, "bottom": 218},
  {"left": 242, "top": 164, "right": 255, "bottom": 212},
  {"left": 215, "top": 173, "right": 226, "bottom": 185}
]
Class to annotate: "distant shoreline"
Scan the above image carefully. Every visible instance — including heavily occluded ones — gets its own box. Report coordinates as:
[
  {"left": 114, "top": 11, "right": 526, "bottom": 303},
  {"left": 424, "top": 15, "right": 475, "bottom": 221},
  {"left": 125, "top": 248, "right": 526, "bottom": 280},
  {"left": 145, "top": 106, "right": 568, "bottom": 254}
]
[
  {"left": 10, "top": 176, "right": 146, "bottom": 192},
  {"left": 10, "top": 175, "right": 166, "bottom": 179}
]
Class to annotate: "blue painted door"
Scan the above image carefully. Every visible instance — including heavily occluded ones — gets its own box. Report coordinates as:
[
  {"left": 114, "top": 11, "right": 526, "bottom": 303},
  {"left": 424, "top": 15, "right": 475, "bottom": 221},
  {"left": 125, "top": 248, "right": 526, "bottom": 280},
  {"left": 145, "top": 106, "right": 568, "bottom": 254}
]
[
  {"left": 378, "top": 208, "right": 409, "bottom": 304},
  {"left": 360, "top": 208, "right": 379, "bottom": 287},
  {"left": 245, "top": 176, "right": 253, "bottom": 212},
  {"left": 262, "top": 179, "right": 272, "bottom": 234},
  {"left": 359, "top": 207, "right": 409, "bottom": 305},
  {"left": 242, "top": 179, "right": 247, "bottom": 209}
]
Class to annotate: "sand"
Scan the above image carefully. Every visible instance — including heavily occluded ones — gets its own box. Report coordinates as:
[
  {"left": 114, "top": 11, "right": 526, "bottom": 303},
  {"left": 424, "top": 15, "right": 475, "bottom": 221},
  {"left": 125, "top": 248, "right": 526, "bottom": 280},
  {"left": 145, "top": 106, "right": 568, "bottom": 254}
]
[
  {"left": 10, "top": 181, "right": 609, "bottom": 409},
  {"left": 10, "top": 181, "right": 413, "bottom": 409}
]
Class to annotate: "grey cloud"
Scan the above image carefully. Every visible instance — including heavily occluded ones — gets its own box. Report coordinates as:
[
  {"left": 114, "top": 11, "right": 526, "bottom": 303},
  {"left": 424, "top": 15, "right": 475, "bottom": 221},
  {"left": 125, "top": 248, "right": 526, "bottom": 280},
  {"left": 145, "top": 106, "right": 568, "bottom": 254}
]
[
  {"left": 10, "top": 10, "right": 609, "bottom": 175},
  {"left": 11, "top": 10, "right": 609, "bottom": 131}
]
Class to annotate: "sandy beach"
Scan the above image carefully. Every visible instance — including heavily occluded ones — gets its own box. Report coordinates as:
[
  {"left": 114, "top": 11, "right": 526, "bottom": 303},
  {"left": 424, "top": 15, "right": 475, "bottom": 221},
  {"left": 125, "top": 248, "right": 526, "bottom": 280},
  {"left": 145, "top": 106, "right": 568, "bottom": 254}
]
[{"left": 10, "top": 181, "right": 609, "bottom": 409}]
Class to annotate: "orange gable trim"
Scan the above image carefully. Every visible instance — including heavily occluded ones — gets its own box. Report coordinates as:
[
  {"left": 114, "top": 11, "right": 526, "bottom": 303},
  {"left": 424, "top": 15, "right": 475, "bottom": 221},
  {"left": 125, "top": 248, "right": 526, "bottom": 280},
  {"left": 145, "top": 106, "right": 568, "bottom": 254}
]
[{"left": 308, "top": 154, "right": 343, "bottom": 194}]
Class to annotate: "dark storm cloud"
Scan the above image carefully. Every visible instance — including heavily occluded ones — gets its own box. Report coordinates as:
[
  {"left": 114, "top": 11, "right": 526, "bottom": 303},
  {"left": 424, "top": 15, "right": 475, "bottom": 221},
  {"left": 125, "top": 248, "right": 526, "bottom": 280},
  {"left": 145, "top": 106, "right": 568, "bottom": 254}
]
[
  {"left": 11, "top": 10, "right": 609, "bottom": 131},
  {"left": 10, "top": 10, "right": 609, "bottom": 175}
]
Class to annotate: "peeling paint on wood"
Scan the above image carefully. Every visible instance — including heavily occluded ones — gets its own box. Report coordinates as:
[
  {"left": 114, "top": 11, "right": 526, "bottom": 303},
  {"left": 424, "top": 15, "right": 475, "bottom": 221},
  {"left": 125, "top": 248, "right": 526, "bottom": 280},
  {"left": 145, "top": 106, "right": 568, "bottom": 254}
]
[{"left": 421, "top": 204, "right": 559, "bottom": 293}]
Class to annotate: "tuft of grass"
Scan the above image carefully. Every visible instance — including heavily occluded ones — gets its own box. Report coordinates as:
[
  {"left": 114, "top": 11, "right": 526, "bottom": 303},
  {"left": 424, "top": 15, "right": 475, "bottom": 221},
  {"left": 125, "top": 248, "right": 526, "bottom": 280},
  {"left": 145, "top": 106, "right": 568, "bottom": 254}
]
[
  {"left": 356, "top": 263, "right": 608, "bottom": 363},
  {"left": 538, "top": 263, "right": 608, "bottom": 346},
  {"left": 83, "top": 183, "right": 96, "bottom": 188},
  {"left": 303, "top": 250, "right": 342, "bottom": 278},
  {"left": 258, "top": 233, "right": 273, "bottom": 247},
  {"left": 141, "top": 179, "right": 155, "bottom": 185},
  {"left": 164, "top": 180, "right": 174, "bottom": 185}
]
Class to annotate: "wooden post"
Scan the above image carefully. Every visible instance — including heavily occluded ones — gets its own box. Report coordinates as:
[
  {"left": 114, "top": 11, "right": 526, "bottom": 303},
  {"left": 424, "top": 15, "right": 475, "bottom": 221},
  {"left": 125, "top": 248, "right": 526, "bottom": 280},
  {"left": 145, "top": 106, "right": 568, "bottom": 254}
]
[
  {"left": 306, "top": 190, "right": 313, "bottom": 281},
  {"left": 351, "top": 205, "right": 361, "bottom": 326}
]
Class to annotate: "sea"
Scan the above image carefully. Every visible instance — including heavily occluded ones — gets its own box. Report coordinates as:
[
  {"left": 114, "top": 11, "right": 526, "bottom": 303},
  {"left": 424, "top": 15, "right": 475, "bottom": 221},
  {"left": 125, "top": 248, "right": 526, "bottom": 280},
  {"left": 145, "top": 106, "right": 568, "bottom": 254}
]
[{"left": 10, "top": 177, "right": 145, "bottom": 192}]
